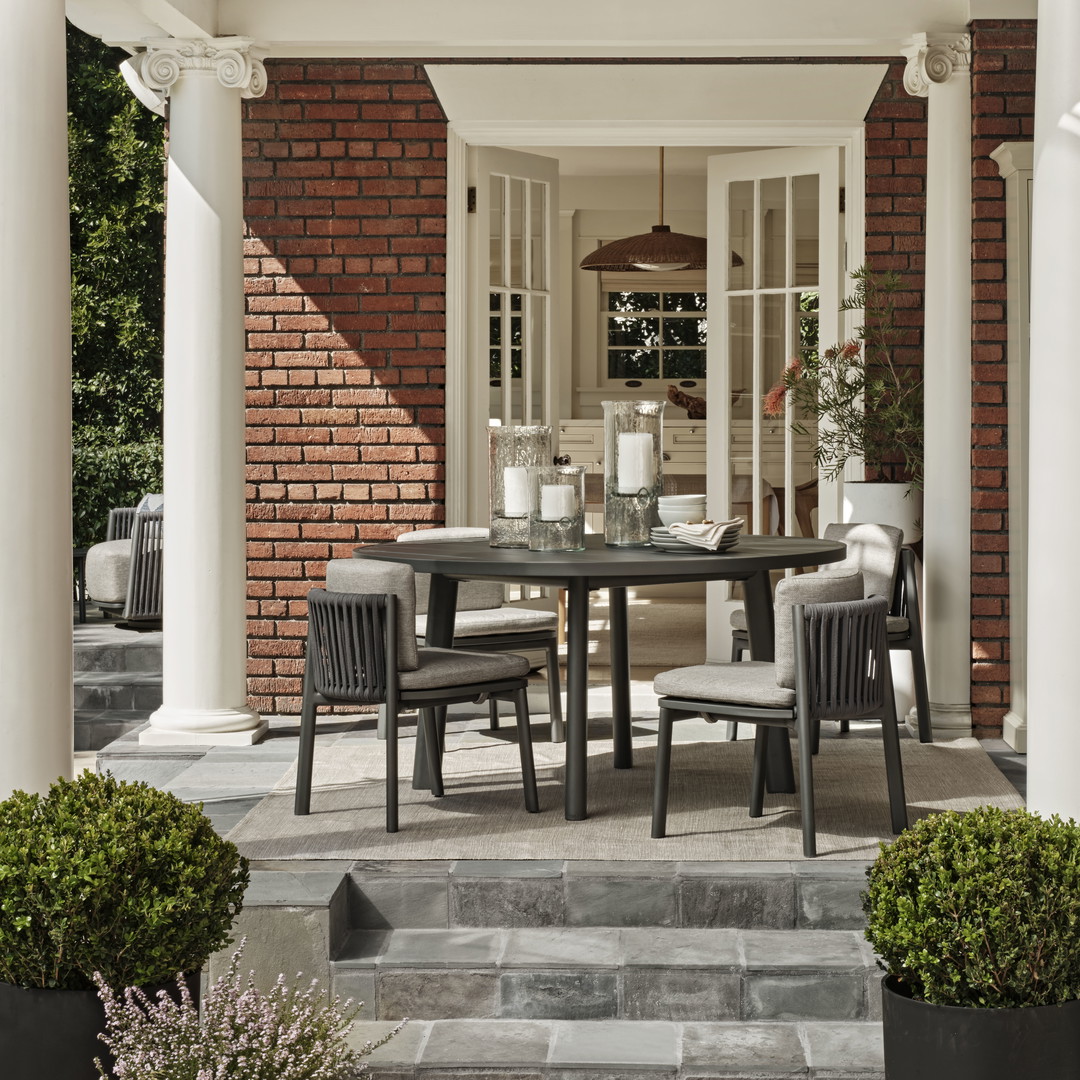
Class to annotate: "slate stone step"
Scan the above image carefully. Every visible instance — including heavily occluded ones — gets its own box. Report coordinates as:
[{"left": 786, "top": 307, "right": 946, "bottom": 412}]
[
  {"left": 348, "top": 860, "right": 871, "bottom": 933},
  {"left": 75, "top": 708, "right": 155, "bottom": 751},
  {"left": 73, "top": 639, "right": 162, "bottom": 672},
  {"left": 331, "top": 926, "right": 882, "bottom": 1023},
  {"left": 74, "top": 670, "right": 163, "bottom": 710},
  {"left": 346, "top": 1017, "right": 884, "bottom": 1078}
]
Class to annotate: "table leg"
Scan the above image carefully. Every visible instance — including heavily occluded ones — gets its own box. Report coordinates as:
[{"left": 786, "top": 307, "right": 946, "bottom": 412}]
[
  {"left": 608, "top": 585, "right": 633, "bottom": 769},
  {"left": 412, "top": 574, "right": 459, "bottom": 790},
  {"left": 742, "top": 570, "right": 795, "bottom": 794},
  {"left": 565, "top": 578, "right": 590, "bottom": 820}
]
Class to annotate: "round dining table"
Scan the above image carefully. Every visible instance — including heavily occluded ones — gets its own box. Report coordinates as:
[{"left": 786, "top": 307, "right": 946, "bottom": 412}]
[{"left": 352, "top": 533, "right": 846, "bottom": 820}]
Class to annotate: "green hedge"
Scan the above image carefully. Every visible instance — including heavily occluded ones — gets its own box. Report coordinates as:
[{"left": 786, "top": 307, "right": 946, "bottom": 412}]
[{"left": 73, "top": 438, "right": 163, "bottom": 547}]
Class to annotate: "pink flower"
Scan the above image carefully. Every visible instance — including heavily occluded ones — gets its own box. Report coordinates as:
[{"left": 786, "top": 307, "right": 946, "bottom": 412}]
[{"left": 763, "top": 381, "right": 786, "bottom": 417}]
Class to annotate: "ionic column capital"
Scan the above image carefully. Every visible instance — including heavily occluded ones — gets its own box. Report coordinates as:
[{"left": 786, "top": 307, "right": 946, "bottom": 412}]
[
  {"left": 131, "top": 37, "right": 267, "bottom": 101},
  {"left": 902, "top": 32, "right": 971, "bottom": 98}
]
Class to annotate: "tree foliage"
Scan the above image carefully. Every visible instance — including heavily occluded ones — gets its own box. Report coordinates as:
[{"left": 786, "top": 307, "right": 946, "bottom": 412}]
[{"left": 67, "top": 22, "right": 166, "bottom": 545}]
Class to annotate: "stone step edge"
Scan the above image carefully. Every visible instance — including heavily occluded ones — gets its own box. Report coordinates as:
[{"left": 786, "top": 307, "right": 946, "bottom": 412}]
[
  {"left": 334, "top": 926, "right": 879, "bottom": 974},
  {"left": 75, "top": 671, "right": 162, "bottom": 684},
  {"left": 346, "top": 1017, "right": 884, "bottom": 1077}
]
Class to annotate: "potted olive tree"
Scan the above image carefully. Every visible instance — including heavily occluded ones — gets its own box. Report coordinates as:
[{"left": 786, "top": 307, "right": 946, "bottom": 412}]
[
  {"left": 0, "top": 772, "right": 249, "bottom": 1080},
  {"left": 864, "top": 806, "right": 1080, "bottom": 1079},
  {"left": 764, "top": 265, "right": 923, "bottom": 541}
]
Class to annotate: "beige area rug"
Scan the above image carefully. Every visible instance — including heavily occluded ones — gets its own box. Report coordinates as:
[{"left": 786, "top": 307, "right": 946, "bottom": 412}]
[
  {"left": 227, "top": 731, "right": 1023, "bottom": 862},
  {"left": 582, "top": 599, "right": 706, "bottom": 669}
]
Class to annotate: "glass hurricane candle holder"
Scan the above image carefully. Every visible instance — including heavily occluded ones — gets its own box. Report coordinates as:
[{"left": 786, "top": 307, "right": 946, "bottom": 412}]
[
  {"left": 528, "top": 465, "right": 586, "bottom": 552},
  {"left": 602, "top": 400, "right": 663, "bottom": 547},
  {"left": 488, "top": 425, "right": 553, "bottom": 547}
]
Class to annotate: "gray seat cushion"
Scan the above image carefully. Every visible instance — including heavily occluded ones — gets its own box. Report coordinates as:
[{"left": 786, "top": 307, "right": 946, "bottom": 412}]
[
  {"left": 730, "top": 607, "right": 748, "bottom": 632},
  {"left": 416, "top": 606, "right": 558, "bottom": 639},
  {"left": 325, "top": 559, "right": 420, "bottom": 670},
  {"left": 399, "top": 647, "right": 530, "bottom": 690},
  {"left": 654, "top": 661, "right": 795, "bottom": 708},
  {"left": 85, "top": 539, "right": 131, "bottom": 605},
  {"left": 887, "top": 614, "right": 910, "bottom": 635}
]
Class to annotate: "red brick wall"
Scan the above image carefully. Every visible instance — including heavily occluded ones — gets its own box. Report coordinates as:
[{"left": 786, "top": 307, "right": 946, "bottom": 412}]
[
  {"left": 243, "top": 61, "right": 448, "bottom": 714},
  {"left": 969, "top": 21, "right": 1036, "bottom": 738}
]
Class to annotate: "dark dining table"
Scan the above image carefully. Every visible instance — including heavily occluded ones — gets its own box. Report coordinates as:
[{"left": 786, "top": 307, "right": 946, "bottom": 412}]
[{"left": 352, "top": 533, "right": 845, "bottom": 820}]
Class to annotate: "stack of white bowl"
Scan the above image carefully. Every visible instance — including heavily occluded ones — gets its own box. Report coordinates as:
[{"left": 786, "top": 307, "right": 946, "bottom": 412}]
[{"left": 657, "top": 494, "right": 707, "bottom": 528}]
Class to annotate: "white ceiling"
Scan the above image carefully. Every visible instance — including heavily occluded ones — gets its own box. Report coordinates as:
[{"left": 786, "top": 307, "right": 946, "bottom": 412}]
[{"left": 507, "top": 146, "right": 760, "bottom": 178}]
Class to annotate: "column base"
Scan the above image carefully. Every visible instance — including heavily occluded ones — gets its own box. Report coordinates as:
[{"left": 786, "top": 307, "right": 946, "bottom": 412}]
[
  {"left": 141, "top": 706, "right": 267, "bottom": 746},
  {"left": 1002, "top": 710, "right": 1028, "bottom": 754},
  {"left": 905, "top": 702, "right": 971, "bottom": 740}
]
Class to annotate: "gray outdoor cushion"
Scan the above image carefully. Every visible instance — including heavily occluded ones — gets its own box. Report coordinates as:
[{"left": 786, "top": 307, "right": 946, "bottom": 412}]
[
  {"left": 654, "top": 660, "right": 796, "bottom": 708},
  {"left": 415, "top": 574, "right": 506, "bottom": 616},
  {"left": 325, "top": 559, "right": 420, "bottom": 670},
  {"left": 85, "top": 539, "right": 131, "bottom": 605},
  {"left": 887, "top": 615, "right": 910, "bottom": 635},
  {"left": 823, "top": 522, "right": 903, "bottom": 601},
  {"left": 730, "top": 608, "right": 748, "bottom": 631},
  {"left": 399, "top": 646, "right": 530, "bottom": 690},
  {"left": 396, "top": 527, "right": 489, "bottom": 543},
  {"left": 774, "top": 569, "right": 864, "bottom": 688},
  {"left": 416, "top": 605, "right": 558, "bottom": 639}
]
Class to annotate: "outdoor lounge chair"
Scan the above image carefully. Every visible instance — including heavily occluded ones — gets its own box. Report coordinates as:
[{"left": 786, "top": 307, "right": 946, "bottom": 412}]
[
  {"left": 729, "top": 522, "right": 932, "bottom": 743},
  {"left": 83, "top": 505, "right": 164, "bottom": 626},
  {"left": 294, "top": 573, "right": 540, "bottom": 832},
  {"left": 651, "top": 569, "right": 908, "bottom": 857}
]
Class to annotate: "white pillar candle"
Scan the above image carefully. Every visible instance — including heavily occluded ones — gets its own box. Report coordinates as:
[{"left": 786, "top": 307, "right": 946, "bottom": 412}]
[
  {"left": 503, "top": 466, "right": 530, "bottom": 516},
  {"left": 616, "top": 432, "right": 655, "bottom": 494},
  {"left": 540, "top": 484, "right": 576, "bottom": 521}
]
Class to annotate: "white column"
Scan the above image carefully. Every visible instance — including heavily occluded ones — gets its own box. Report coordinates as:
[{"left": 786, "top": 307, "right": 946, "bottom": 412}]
[
  {"left": 0, "top": 0, "right": 73, "bottom": 794},
  {"left": 903, "top": 34, "right": 973, "bottom": 738},
  {"left": 129, "top": 41, "right": 268, "bottom": 744},
  {"left": 1027, "top": 0, "right": 1080, "bottom": 818}
]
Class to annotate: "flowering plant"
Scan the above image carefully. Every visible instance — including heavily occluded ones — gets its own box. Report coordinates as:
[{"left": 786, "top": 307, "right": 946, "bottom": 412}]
[
  {"left": 94, "top": 940, "right": 404, "bottom": 1080},
  {"left": 764, "top": 266, "right": 923, "bottom": 489}
]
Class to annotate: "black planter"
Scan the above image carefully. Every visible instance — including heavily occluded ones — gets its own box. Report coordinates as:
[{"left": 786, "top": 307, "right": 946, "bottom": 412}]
[
  {"left": 882, "top": 974, "right": 1080, "bottom": 1080},
  {"left": 0, "top": 975, "right": 199, "bottom": 1080}
]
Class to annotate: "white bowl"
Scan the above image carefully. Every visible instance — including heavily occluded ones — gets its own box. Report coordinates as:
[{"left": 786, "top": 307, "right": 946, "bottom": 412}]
[
  {"left": 658, "top": 508, "right": 707, "bottom": 527},
  {"left": 658, "top": 495, "right": 706, "bottom": 506}
]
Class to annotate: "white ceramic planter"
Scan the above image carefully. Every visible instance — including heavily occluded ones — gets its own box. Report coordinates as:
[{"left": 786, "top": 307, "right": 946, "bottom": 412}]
[{"left": 843, "top": 481, "right": 923, "bottom": 544}]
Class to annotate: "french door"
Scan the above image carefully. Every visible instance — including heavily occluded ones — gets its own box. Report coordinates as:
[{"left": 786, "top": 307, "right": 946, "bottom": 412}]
[
  {"left": 705, "top": 147, "right": 843, "bottom": 653},
  {"left": 465, "top": 147, "right": 560, "bottom": 526}
]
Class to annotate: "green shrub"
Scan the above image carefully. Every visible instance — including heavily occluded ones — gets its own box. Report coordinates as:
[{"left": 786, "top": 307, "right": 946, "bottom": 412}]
[
  {"left": 0, "top": 773, "right": 248, "bottom": 991},
  {"left": 72, "top": 437, "right": 163, "bottom": 547},
  {"left": 864, "top": 807, "right": 1080, "bottom": 1008}
]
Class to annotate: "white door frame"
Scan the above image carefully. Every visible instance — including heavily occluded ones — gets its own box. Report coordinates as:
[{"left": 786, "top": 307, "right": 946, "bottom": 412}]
[{"left": 446, "top": 122, "right": 867, "bottom": 525}]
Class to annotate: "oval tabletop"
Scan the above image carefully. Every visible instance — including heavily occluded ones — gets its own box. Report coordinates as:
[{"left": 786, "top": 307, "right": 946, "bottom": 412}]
[{"left": 352, "top": 533, "right": 846, "bottom": 586}]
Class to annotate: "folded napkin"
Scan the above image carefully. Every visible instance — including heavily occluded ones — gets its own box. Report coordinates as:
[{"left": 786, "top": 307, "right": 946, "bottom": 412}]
[{"left": 668, "top": 518, "right": 743, "bottom": 550}]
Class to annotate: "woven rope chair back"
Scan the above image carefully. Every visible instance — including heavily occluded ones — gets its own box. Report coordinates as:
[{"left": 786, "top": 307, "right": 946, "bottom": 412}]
[
  {"left": 125, "top": 510, "right": 164, "bottom": 620},
  {"left": 106, "top": 507, "right": 138, "bottom": 542},
  {"left": 800, "top": 595, "right": 889, "bottom": 724},
  {"left": 306, "top": 589, "right": 392, "bottom": 703}
]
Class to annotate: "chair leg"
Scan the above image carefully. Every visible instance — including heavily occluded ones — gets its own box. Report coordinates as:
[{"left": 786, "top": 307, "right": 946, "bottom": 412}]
[
  {"left": 796, "top": 712, "right": 817, "bottom": 858},
  {"left": 512, "top": 687, "right": 540, "bottom": 813},
  {"left": 749, "top": 727, "right": 768, "bottom": 818},
  {"left": 420, "top": 707, "right": 444, "bottom": 797},
  {"left": 908, "top": 640, "right": 933, "bottom": 744},
  {"left": 294, "top": 687, "right": 317, "bottom": 816},
  {"left": 651, "top": 707, "right": 675, "bottom": 838},
  {"left": 545, "top": 639, "right": 565, "bottom": 744},
  {"left": 386, "top": 707, "right": 399, "bottom": 833},
  {"left": 488, "top": 696, "right": 501, "bottom": 731},
  {"left": 881, "top": 692, "right": 908, "bottom": 835}
]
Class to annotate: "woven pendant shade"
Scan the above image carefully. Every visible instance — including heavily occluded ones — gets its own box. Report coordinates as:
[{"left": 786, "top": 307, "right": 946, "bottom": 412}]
[{"left": 580, "top": 147, "right": 708, "bottom": 272}]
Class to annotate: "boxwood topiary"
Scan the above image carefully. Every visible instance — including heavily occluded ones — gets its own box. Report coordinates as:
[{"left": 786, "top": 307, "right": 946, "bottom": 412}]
[
  {"left": 0, "top": 772, "right": 248, "bottom": 991},
  {"left": 864, "top": 806, "right": 1080, "bottom": 1009}
]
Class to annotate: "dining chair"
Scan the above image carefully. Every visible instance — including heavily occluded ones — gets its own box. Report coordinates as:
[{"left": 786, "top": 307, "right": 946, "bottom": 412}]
[
  {"left": 728, "top": 522, "right": 932, "bottom": 744},
  {"left": 328, "top": 527, "right": 564, "bottom": 742},
  {"left": 294, "top": 576, "right": 540, "bottom": 832},
  {"left": 83, "top": 507, "right": 164, "bottom": 626},
  {"left": 651, "top": 569, "right": 908, "bottom": 857}
]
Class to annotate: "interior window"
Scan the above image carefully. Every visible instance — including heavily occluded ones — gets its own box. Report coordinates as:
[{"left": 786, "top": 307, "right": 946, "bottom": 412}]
[{"left": 604, "top": 290, "right": 707, "bottom": 383}]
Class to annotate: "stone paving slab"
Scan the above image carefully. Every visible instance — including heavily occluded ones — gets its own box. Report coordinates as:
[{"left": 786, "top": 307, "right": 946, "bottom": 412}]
[{"left": 346, "top": 1019, "right": 884, "bottom": 1076}]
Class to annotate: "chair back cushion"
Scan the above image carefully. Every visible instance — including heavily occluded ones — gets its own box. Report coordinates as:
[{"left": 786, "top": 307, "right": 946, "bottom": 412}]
[
  {"left": 396, "top": 527, "right": 489, "bottom": 543},
  {"left": 822, "top": 522, "right": 903, "bottom": 601},
  {"left": 774, "top": 569, "right": 864, "bottom": 688},
  {"left": 325, "top": 559, "right": 419, "bottom": 669},
  {"left": 414, "top": 573, "right": 505, "bottom": 616}
]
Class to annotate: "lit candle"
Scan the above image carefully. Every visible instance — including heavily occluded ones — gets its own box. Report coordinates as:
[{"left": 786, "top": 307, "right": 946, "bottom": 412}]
[
  {"left": 540, "top": 484, "right": 575, "bottom": 521},
  {"left": 616, "top": 432, "right": 654, "bottom": 494},
  {"left": 503, "top": 466, "right": 529, "bottom": 516}
]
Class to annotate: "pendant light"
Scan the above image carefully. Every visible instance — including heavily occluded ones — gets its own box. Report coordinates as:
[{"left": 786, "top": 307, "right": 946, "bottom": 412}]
[{"left": 579, "top": 147, "right": 707, "bottom": 272}]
